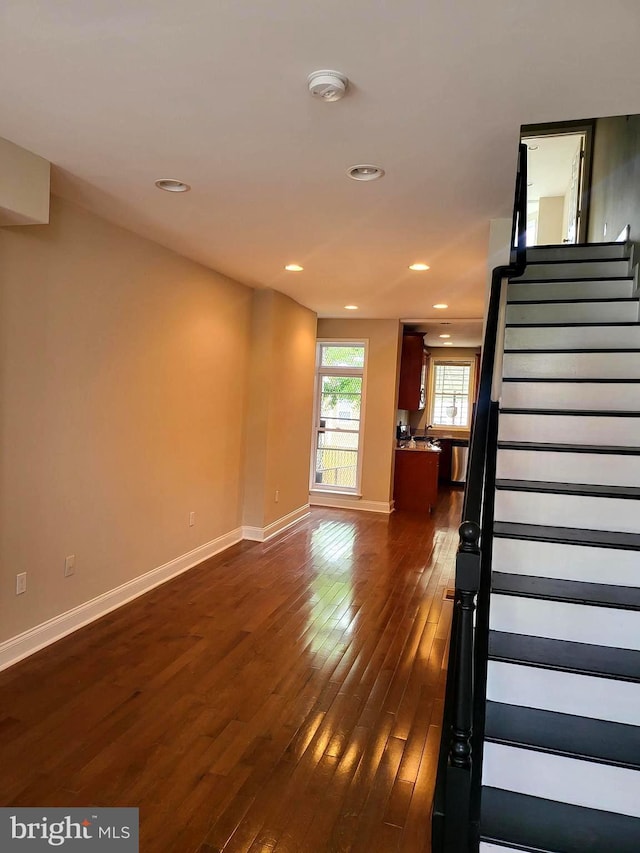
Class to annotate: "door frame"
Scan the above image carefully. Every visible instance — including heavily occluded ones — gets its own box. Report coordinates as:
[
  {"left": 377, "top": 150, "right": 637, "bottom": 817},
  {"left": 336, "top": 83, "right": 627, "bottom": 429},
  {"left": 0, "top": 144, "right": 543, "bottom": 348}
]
[{"left": 521, "top": 119, "right": 595, "bottom": 244}]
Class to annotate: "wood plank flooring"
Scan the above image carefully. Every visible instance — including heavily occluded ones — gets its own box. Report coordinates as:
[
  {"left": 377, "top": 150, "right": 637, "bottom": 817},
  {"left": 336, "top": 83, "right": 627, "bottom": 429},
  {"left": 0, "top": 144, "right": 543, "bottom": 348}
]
[{"left": 0, "top": 489, "right": 462, "bottom": 852}]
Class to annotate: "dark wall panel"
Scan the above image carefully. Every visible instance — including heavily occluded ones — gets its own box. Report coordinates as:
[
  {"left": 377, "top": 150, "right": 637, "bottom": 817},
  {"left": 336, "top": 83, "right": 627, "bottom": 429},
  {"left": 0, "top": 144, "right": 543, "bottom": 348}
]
[{"left": 589, "top": 115, "right": 640, "bottom": 243}]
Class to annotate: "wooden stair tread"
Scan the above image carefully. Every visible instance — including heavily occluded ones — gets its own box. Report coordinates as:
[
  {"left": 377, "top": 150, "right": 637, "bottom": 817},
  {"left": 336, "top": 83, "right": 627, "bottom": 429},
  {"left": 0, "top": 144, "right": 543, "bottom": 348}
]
[
  {"left": 495, "top": 479, "right": 640, "bottom": 500},
  {"left": 497, "top": 440, "right": 640, "bottom": 455},
  {"left": 500, "top": 407, "right": 640, "bottom": 416},
  {"left": 493, "top": 520, "right": 640, "bottom": 551},
  {"left": 481, "top": 787, "right": 640, "bottom": 852},
  {"left": 491, "top": 572, "right": 640, "bottom": 611},
  {"left": 485, "top": 702, "right": 640, "bottom": 770},
  {"left": 488, "top": 631, "right": 640, "bottom": 683}
]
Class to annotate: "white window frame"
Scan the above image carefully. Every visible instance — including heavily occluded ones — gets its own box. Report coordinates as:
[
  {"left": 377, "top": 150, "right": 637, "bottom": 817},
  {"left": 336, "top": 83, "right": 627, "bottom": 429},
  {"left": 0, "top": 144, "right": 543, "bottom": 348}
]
[
  {"left": 427, "top": 357, "right": 476, "bottom": 432},
  {"left": 309, "top": 339, "right": 368, "bottom": 495}
]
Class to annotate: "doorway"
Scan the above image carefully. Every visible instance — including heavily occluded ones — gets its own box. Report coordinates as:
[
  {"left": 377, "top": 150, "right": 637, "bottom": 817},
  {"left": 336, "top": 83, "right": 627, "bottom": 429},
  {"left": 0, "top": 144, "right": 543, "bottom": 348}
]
[{"left": 521, "top": 121, "right": 594, "bottom": 246}]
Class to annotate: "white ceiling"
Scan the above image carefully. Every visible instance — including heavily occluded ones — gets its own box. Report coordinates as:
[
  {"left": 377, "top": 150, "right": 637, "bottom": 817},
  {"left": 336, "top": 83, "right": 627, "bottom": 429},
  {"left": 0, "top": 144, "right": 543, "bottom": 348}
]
[{"left": 2, "top": 1, "right": 640, "bottom": 319}]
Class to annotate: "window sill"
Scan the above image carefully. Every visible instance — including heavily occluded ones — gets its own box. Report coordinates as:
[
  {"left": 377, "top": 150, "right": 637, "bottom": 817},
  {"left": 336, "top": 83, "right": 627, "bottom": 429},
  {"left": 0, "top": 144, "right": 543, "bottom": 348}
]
[{"left": 309, "top": 489, "right": 362, "bottom": 498}]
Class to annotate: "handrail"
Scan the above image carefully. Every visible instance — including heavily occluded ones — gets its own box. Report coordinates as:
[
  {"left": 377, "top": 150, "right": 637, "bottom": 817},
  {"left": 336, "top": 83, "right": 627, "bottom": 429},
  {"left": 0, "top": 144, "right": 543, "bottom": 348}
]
[
  {"left": 464, "top": 142, "right": 527, "bottom": 522},
  {"left": 432, "top": 142, "right": 527, "bottom": 852}
]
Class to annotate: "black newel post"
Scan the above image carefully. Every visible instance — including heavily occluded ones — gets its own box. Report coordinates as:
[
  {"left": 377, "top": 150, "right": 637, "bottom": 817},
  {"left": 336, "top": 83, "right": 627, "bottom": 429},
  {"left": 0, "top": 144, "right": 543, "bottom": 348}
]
[
  {"left": 444, "top": 520, "right": 481, "bottom": 851},
  {"left": 450, "top": 521, "right": 481, "bottom": 768}
]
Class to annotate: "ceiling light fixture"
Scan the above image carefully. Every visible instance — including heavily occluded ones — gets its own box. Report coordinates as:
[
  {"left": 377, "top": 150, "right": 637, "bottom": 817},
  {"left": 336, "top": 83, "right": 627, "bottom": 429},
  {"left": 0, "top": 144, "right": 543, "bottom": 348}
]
[
  {"left": 308, "top": 70, "right": 349, "bottom": 102},
  {"left": 347, "top": 164, "right": 385, "bottom": 182},
  {"left": 344, "top": 305, "right": 358, "bottom": 310},
  {"left": 439, "top": 334, "right": 451, "bottom": 338},
  {"left": 409, "top": 263, "right": 430, "bottom": 271},
  {"left": 155, "top": 178, "right": 191, "bottom": 193},
  {"left": 285, "top": 263, "right": 304, "bottom": 272},
  {"left": 433, "top": 303, "right": 448, "bottom": 310},
  {"left": 443, "top": 341, "right": 453, "bottom": 346}
]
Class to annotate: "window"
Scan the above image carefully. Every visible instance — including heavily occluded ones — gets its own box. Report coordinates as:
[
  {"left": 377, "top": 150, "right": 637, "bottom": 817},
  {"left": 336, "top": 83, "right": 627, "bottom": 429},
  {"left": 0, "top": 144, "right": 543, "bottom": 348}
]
[
  {"left": 429, "top": 359, "right": 474, "bottom": 429},
  {"left": 311, "top": 342, "right": 367, "bottom": 493}
]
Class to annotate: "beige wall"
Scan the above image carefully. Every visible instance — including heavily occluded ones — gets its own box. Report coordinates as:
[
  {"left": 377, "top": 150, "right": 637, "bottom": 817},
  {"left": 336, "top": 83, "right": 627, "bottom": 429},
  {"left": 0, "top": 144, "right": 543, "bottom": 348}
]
[
  {"left": 0, "top": 136, "right": 50, "bottom": 226},
  {"left": 315, "top": 319, "right": 401, "bottom": 505},
  {"left": 0, "top": 197, "right": 253, "bottom": 642},
  {"left": 537, "top": 196, "right": 564, "bottom": 245},
  {"left": 243, "top": 290, "right": 316, "bottom": 529}
]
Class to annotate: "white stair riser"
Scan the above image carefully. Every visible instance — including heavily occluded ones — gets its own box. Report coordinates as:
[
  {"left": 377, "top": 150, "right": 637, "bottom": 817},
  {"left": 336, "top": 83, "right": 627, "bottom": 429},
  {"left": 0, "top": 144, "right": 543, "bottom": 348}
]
[
  {"left": 487, "top": 660, "right": 640, "bottom": 725},
  {"left": 482, "top": 743, "right": 640, "bottom": 818},
  {"left": 508, "top": 280, "right": 633, "bottom": 301},
  {"left": 500, "top": 381, "right": 640, "bottom": 411},
  {"left": 526, "top": 244, "right": 630, "bottom": 262},
  {"left": 492, "top": 536, "right": 640, "bottom": 587},
  {"left": 506, "top": 301, "right": 639, "bottom": 324},
  {"left": 515, "top": 260, "right": 631, "bottom": 280},
  {"left": 495, "top": 489, "right": 640, "bottom": 535},
  {"left": 490, "top": 594, "right": 640, "bottom": 651},
  {"left": 505, "top": 325, "right": 640, "bottom": 350},
  {"left": 503, "top": 351, "right": 640, "bottom": 380},
  {"left": 499, "top": 414, "right": 640, "bottom": 446},
  {"left": 496, "top": 449, "right": 640, "bottom": 487}
]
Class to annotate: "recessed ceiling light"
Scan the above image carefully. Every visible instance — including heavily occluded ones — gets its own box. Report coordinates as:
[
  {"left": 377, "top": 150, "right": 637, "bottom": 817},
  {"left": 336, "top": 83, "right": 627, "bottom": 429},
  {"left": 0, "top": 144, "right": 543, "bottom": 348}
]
[
  {"left": 285, "top": 263, "right": 304, "bottom": 272},
  {"left": 155, "top": 178, "right": 191, "bottom": 193},
  {"left": 409, "top": 263, "right": 430, "bottom": 271},
  {"left": 344, "top": 305, "right": 358, "bottom": 310},
  {"left": 443, "top": 341, "right": 453, "bottom": 346},
  {"left": 439, "top": 334, "right": 451, "bottom": 338},
  {"left": 347, "top": 164, "right": 385, "bottom": 182},
  {"left": 433, "top": 303, "right": 448, "bottom": 310}
]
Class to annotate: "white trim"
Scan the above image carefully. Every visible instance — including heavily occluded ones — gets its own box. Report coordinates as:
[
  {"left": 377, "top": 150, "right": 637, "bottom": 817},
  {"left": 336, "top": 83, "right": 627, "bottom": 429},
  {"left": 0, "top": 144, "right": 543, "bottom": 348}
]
[
  {"left": 309, "top": 488, "right": 363, "bottom": 498},
  {"left": 309, "top": 493, "right": 393, "bottom": 514},
  {"left": 310, "top": 339, "right": 368, "bottom": 496},
  {"left": 242, "top": 504, "right": 310, "bottom": 542},
  {"left": 0, "top": 527, "right": 244, "bottom": 673},
  {"left": 427, "top": 356, "right": 476, "bottom": 430}
]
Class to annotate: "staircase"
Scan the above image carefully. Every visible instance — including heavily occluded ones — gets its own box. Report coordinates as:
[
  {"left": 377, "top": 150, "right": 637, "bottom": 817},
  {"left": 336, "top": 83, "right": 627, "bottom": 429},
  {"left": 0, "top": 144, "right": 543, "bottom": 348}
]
[{"left": 479, "top": 242, "right": 640, "bottom": 851}]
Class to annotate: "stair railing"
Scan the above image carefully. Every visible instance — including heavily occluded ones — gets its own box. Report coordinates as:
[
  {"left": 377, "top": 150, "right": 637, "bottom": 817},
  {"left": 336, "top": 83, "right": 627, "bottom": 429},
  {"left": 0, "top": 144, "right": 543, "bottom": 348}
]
[{"left": 431, "top": 142, "right": 527, "bottom": 852}]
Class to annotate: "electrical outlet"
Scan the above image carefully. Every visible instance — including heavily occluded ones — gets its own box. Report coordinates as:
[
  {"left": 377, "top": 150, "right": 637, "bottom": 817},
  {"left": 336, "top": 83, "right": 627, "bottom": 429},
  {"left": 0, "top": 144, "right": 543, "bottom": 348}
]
[
  {"left": 64, "top": 555, "right": 75, "bottom": 577},
  {"left": 16, "top": 572, "right": 27, "bottom": 595},
  {"left": 189, "top": 511, "right": 196, "bottom": 527},
  {"left": 275, "top": 490, "right": 279, "bottom": 503}
]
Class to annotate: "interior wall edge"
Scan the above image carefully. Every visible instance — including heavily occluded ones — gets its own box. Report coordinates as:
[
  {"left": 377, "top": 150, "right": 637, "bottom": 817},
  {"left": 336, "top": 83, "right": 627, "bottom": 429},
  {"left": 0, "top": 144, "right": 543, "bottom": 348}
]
[{"left": 242, "top": 504, "right": 310, "bottom": 542}]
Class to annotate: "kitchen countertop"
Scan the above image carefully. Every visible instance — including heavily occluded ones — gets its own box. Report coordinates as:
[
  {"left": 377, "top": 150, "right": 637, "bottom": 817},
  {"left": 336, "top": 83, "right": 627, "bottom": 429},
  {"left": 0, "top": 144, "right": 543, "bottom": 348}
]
[{"left": 396, "top": 445, "right": 441, "bottom": 453}]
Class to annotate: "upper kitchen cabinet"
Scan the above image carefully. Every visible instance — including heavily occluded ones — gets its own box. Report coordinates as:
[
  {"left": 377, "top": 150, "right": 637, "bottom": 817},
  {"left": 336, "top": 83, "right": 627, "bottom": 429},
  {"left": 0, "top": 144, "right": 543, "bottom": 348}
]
[{"left": 398, "top": 333, "right": 428, "bottom": 411}]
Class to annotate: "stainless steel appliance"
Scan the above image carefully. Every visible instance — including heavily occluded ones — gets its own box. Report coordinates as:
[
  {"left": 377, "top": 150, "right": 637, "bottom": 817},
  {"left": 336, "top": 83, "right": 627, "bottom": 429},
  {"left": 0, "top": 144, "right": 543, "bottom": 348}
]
[{"left": 451, "top": 439, "right": 469, "bottom": 484}]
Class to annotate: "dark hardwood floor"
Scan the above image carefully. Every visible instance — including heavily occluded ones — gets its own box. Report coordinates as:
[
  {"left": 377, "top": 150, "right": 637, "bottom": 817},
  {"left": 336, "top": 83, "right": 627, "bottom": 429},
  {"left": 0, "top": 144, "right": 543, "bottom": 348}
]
[{"left": 0, "top": 489, "right": 462, "bottom": 852}]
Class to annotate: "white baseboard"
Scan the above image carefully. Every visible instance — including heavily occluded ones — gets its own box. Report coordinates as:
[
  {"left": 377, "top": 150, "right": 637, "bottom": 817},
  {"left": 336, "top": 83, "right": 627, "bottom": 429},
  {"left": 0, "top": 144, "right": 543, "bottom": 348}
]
[
  {"left": 309, "top": 493, "right": 394, "bottom": 514},
  {"left": 242, "top": 504, "right": 309, "bottom": 542},
  {"left": 0, "top": 527, "right": 243, "bottom": 673}
]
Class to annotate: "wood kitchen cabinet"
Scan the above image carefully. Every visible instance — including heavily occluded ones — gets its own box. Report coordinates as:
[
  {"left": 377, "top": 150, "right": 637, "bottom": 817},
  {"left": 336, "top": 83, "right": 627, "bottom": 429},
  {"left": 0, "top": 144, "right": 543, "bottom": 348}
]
[
  {"left": 398, "top": 333, "right": 428, "bottom": 411},
  {"left": 393, "top": 449, "right": 440, "bottom": 512}
]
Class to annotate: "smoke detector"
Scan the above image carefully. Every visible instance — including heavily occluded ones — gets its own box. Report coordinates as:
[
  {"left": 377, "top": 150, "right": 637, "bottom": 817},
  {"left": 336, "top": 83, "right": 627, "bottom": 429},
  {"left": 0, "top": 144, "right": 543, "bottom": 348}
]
[{"left": 308, "top": 70, "right": 349, "bottom": 102}]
